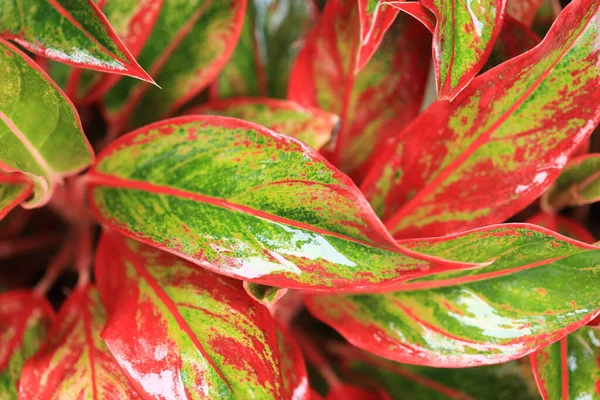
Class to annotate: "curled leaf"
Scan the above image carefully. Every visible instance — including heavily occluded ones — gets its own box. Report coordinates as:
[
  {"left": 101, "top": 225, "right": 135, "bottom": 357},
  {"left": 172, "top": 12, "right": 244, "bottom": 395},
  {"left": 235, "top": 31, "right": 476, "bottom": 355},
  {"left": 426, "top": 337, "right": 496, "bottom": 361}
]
[{"left": 0, "top": 173, "right": 32, "bottom": 220}]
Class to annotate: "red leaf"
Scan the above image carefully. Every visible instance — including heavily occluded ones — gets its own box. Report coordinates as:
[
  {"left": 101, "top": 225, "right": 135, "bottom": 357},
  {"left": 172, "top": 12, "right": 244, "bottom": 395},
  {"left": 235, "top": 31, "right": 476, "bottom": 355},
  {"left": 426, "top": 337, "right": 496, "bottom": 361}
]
[
  {"left": 357, "top": 0, "right": 400, "bottom": 70},
  {"left": 527, "top": 212, "right": 596, "bottom": 244},
  {"left": 507, "top": 0, "right": 544, "bottom": 26},
  {"left": 326, "top": 384, "right": 392, "bottom": 400}
]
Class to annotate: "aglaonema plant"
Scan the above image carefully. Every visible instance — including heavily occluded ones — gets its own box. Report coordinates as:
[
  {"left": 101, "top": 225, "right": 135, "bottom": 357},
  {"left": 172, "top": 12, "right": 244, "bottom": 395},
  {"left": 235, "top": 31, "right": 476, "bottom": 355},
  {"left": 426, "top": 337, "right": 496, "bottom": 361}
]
[{"left": 1, "top": 0, "right": 600, "bottom": 398}]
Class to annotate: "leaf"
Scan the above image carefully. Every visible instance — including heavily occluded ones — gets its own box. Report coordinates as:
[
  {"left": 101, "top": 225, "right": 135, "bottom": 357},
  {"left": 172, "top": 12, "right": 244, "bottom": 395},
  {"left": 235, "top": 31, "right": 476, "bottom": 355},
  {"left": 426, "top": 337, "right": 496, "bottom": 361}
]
[
  {"left": 244, "top": 282, "right": 289, "bottom": 309},
  {"left": 0, "top": 172, "right": 32, "bottom": 220},
  {"left": 214, "top": 0, "right": 316, "bottom": 99},
  {"left": 95, "top": 231, "right": 309, "bottom": 399},
  {"left": 326, "top": 385, "right": 391, "bottom": 400},
  {"left": 483, "top": 15, "right": 541, "bottom": 71},
  {"left": 382, "top": 2, "right": 436, "bottom": 33},
  {"left": 542, "top": 153, "right": 600, "bottom": 212},
  {"left": 342, "top": 350, "right": 539, "bottom": 399},
  {"left": 63, "top": 0, "right": 164, "bottom": 103},
  {"left": 0, "top": 291, "right": 54, "bottom": 397},
  {"left": 19, "top": 285, "right": 140, "bottom": 398},
  {"left": 357, "top": 0, "right": 401, "bottom": 70},
  {"left": 507, "top": 0, "right": 544, "bottom": 26},
  {"left": 0, "top": 39, "right": 94, "bottom": 207},
  {"left": 288, "top": 5, "right": 431, "bottom": 176},
  {"left": 361, "top": 0, "right": 600, "bottom": 238},
  {"left": 102, "top": 0, "right": 246, "bottom": 132},
  {"left": 0, "top": 0, "right": 152, "bottom": 82},
  {"left": 304, "top": 224, "right": 600, "bottom": 367},
  {"left": 527, "top": 212, "right": 596, "bottom": 244},
  {"left": 86, "top": 115, "right": 477, "bottom": 291},
  {"left": 421, "top": 0, "right": 506, "bottom": 99},
  {"left": 186, "top": 97, "right": 339, "bottom": 150}
]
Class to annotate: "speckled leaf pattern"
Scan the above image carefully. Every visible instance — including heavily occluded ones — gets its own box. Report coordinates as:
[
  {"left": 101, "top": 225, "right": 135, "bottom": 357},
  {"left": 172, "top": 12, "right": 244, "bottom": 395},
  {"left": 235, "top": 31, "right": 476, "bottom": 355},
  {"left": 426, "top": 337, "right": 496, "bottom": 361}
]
[
  {"left": 361, "top": 0, "right": 600, "bottom": 238},
  {"left": 0, "top": 0, "right": 151, "bottom": 81},
  {"left": 542, "top": 154, "right": 600, "bottom": 212},
  {"left": 0, "top": 172, "right": 32, "bottom": 220},
  {"left": 0, "top": 39, "right": 94, "bottom": 207},
  {"left": 65, "top": 0, "right": 164, "bottom": 103},
  {"left": 186, "top": 98, "right": 339, "bottom": 150},
  {"left": 103, "top": 0, "right": 246, "bottom": 131},
  {"left": 19, "top": 285, "right": 140, "bottom": 399},
  {"left": 527, "top": 212, "right": 596, "bottom": 244},
  {"left": 357, "top": 0, "right": 400, "bottom": 70},
  {"left": 0, "top": 291, "right": 54, "bottom": 398},
  {"left": 484, "top": 15, "right": 541, "bottom": 71},
  {"left": 86, "top": 116, "right": 478, "bottom": 291},
  {"left": 95, "top": 231, "right": 308, "bottom": 400},
  {"left": 507, "top": 0, "right": 544, "bottom": 26},
  {"left": 304, "top": 225, "right": 600, "bottom": 367},
  {"left": 422, "top": 0, "right": 506, "bottom": 99},
  {"left": 215, "top": 0, "right": 316, "bottom": 99},
  {"left": 531, "top": 327, "right": 600, "bottom": 399},
  {"left": 343, "top": 352, "right": 539, "bottom": 399},
  {"left": 288, "top": 3, "right": 431, "bottom": 177}
]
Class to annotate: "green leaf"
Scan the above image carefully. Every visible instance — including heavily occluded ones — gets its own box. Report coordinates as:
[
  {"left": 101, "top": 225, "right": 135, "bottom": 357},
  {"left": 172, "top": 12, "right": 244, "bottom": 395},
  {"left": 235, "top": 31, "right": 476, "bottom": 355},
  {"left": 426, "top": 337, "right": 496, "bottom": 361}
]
[
  {"left": 361, "top": 0, "right": 600, "bottom": 238},
  {"left": 0, "top": 172, "right": 32, "bottom": 220},
  {"left": 0, "top": 0, "right": 151, "bottom": 81},
  {"left": 95, "top": 231, "right": 309, "bottom": 399},
  {"left": 244, "top": 282, "right": 289, "bottom": 309},
  {"left": 86, "top": 116, "right": 477, "bottom": 291},
  {"left": 0, "top": 291, "right": 54, "bottom": 397},
  {"left": 103, "top": 0, "right": 246, "bottom": 131},
  {"left": 305, "top": 224, "right": 600, "bottom": 366},
  {"left": 215, "top": 0, "right": 316, "bottom": 98},
  {"left": 0, "top": 39, "right": 94, "bottom": 207},
  {"left": 19, "top": 285, "right": 140, "bottom": 398},
  {"left": 542, "top": 153, "right": 600, "bottom": 212},
  {"left": 186, "top": 97, "right": 339, "bottom": 149}
]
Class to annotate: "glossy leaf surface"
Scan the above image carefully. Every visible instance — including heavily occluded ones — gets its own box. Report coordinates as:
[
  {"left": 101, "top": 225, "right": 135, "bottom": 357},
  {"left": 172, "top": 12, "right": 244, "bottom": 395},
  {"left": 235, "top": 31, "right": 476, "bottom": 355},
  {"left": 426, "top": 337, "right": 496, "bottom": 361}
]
[
  {"left": 0, "top": 0, "right": 151, "bottom": 81},
  {"left": 422, "top": 0, "right": 506, "bottom": 99},
  {"left": 96, "top": 231, "right": 309, "bottom": 399},
  {"left": 531, "top": 327, "right": 600, "bottom": 399},
  {"left": 215, "top": 0, "right": 316, "bottom": 99},
  {"left": 187, "top": 98, "right": 338, "bottom": 150},
  {"left": 361, "top": 0, "right": 600, "bottom": 238},
  {"left": 19, "top": 285, "right": 139, "bottom": 398},
  {"left": 357, "top": 0, "right": 400, "bottom": 70},
  {"left": 507, "top": 0, "right": 544, "bottom": 26},
  {"left": 0, "top": 39, "right": 94, "bottom": 207},
  {"left": 87, "top": 116, "right": 476, "bottom": 291},
  {"left": 305, "top": 225, "right": 600, "bottom": 367},
  {"left": 288, "top": 5, "right": 431, "bottom": 176},
  {"left": 0, "top": 291, "right": 54, "bottom": 398},
  {"left": 542, "top": 154, "right": 600, "bottom": 212},
  {"left": 0, "top": 173, "right": 32, "bottom": 220},
  {"left": 103, "top": 0, "right": 246, "bottom": 131},
  {"left": 244, "top": 282, "right": 289, "bottom": 309},
  {"left": 344, "top": 351, "right": 539, "bottom": 399}
]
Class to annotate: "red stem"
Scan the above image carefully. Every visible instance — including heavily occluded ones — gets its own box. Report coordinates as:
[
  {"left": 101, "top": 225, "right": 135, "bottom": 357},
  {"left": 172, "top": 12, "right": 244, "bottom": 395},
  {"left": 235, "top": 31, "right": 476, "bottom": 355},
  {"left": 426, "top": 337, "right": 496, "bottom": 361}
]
[
  {"left": 0, "top": 233, "right": 60, "bottom": 259},
  {"left": 34, "top": 240, "right": 73, "bottom": 296},
  {"left": 294, "top": 331, "right": 342, "bottom": 390}
]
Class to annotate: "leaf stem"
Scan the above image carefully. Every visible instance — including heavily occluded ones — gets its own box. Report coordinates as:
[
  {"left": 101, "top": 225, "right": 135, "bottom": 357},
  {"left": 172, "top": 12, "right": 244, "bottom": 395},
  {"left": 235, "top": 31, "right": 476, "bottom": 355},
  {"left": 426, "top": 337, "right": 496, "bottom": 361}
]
[
  {"left": 34, "top": 239, "right": 73, "bottom": 296},
  {"left": 294, "top": 331, "right": 342, "bottom": 390},
  {"left": 0, "top": 233, "right": 60, "bottom": 259}
]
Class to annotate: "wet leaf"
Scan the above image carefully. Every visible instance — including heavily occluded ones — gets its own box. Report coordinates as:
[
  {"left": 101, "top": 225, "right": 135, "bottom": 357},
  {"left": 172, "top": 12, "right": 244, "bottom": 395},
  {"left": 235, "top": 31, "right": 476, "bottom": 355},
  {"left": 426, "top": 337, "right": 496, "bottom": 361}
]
[
  {"left": 0, "top": 39, "right": 94, "bottom": 207},
  {"left": 95, "top": 231, "right": 309, "bottom": 399},
  {"left": 86, "top": 116, "right": 477, "bottom": 291},
  {"left": 305, "top": 224, "right": 600, "bottom": 367},
  {"left": 0, "top": 173, "right": 32, "bottom": 220},
  {"left": 361, "top": 0, "right": 600, "bottom": 238},
  {"left": 0, "top": 0, "right": 151, "bottom": 81},
  {"left": 0, "top": 291, "right": 54, "bottom": 398}
]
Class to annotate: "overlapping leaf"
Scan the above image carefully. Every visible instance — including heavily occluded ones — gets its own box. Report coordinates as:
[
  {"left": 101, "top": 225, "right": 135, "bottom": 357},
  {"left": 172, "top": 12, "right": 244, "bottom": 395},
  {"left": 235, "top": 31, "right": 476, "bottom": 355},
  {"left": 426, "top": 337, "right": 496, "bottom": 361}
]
[
  {"left": 507, "top": 0, "right": 544, "bottom": 26},
  {"left": 343, "top": 350, "right": 539, "bottom": 399},
  {"left": 484, "top": 16, "right": 541, "bottom": 70},
  {"left": 0, "top": 39, "right": 94, "bottom": 207},
  {"left": 528, "top": 212, "right": 596, "bottom": 243},
  {"left": 0, "top": 173, "right": 32, "bottom": 220},
  {"left": 86, "top": 116, "right": 477, "bottom": 291},
  {"left": 357, "top": 0, "right": 401, "bottom": 70},
  {"left": 305, "top": 224, "right": 600, "bottom": 367},
  {"left": 186, "top": 98, "right": 338, "bottom": 150},
  {"left": 19, "top": 285, "right": 140, "bottom": 398},
  {"left": 214, "top": 0, "right": 316, "bottom": 99},
  {"left": 422, "top": 0, "right": 506, "bottom": 99},
  {"left": 361, "top": 0, "right": 600, "bottom": 238},
  {"left": 103, "top": 0, "right": 246, "bottom": 132},
  {"left": 288, "top": 3, "right": 431, "bottom": 176},
  {"left": 542, "top": 154, "right": 600, "bottom": 212},
  {"left": 0, "top": 0, "right": 151, "bottom": 81},
  {"left": 95, "top": 231, "right": 308, "bottom": 399},
  {"left": 0, "top": 291, "right": 54, "bottom": 398}
]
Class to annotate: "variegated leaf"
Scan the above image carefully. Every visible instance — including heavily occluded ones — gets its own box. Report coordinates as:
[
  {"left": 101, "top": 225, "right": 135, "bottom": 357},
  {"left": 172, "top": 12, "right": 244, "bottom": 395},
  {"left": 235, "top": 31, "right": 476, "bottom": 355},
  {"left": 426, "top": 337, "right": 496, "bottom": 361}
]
[
  {"left": 361, "top": 0, "right": 600, "bottom": 238},
  {"left": 527, "top": 212, "right": 596, "bottom": 244},
  {"left": 305, "top": 224, "right": 600, "bottom": 367},
  {"left": 484, "top": 15, "right": 541, "bottom": 71},
  {"left": 357, "top": 0, "right": 401, "bottom": 70},
  {"left": 0, "top": 173, "right": 32, "bottom": 221},
  {"left": 86, "top": 116, "right": 477, "bottom": 291}
]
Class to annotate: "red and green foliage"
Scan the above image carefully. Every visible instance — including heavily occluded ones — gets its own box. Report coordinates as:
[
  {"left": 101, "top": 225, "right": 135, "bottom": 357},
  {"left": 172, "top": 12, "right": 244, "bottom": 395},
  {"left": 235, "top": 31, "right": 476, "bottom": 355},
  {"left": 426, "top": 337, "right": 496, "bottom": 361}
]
[{"left": 1, "top": 0, "right": 600, "bottom": 398}]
